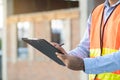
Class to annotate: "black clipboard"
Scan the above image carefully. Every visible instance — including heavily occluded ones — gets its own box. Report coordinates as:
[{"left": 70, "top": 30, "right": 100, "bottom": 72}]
[{"left": 22, "top": 38, "right": 65, "bottom": 66}]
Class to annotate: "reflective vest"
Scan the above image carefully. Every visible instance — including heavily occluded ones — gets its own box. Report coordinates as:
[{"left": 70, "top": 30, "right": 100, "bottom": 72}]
[{"left": 89, "top": 3, "right": 120, "bottom": 80}]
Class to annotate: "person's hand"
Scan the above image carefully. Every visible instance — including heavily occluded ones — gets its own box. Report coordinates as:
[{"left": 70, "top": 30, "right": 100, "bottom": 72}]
[
  {"left": 51, "top": 42, "right": 85, "bottom": 71},
  {"left": 51, "top": 42, "right": 67, "bottom": 54},
  {"left": 56, "top": 53, "right": 85, "bottom": 71}
]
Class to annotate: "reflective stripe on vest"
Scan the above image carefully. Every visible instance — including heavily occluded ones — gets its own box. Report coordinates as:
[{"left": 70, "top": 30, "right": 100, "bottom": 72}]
[
  {"left": 89, "top": 3, "right": 120, "bottom": 80},
  {"left": 89, "top": 48, "right": 120, "bottom": 80},
  {"left": 89, "top": 73, "right": 120, "bottom": 80}
]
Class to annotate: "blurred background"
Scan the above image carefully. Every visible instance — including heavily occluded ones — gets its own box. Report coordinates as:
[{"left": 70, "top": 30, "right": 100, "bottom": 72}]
[{"left": 0, "top": 0, "right": 104, "bottom": 80}]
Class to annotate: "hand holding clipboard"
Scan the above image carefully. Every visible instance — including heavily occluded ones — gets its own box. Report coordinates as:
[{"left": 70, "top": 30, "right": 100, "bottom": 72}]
[{"left": 22, "top": 38, "right": 65, "bottom": 66}]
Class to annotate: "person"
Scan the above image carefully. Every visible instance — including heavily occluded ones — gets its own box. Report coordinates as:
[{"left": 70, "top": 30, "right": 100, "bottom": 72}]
[{"left": 52, "top": 0, "right": 120, "bottom": 80}]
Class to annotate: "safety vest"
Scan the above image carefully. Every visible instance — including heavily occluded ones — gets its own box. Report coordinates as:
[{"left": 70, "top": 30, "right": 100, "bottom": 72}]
[{"left": 89, "top": 3, "right": 120, "bottom": 80}]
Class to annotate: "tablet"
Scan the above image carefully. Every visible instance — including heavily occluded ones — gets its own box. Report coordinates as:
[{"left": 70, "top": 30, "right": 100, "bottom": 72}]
[{"left": 22, "top": 38, "right": 65, "bottom": 66}]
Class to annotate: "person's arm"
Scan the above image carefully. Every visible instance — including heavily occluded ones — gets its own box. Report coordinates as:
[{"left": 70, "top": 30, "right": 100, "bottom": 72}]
[
  {"left": 54, "top": 13, "right": 120, "bottom": 74},
  {"left": 56, "top": 53, "right": 85, "bottom": 70},
  {"left": 84, "top": 51, "right": 120, "bottom": 74},
  {"left": 55, "top": 44, "right": 120, "bottom": 73},
  {"left": 53, "top": 15, "right": 92, "bottom": 70}
]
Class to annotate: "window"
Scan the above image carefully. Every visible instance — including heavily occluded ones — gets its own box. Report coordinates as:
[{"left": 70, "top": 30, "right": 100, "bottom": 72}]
[
  {"left": 17, "top": 22, "right": 30, "bottom": 59},
  {"left": 51, "top": 19, "right": 71, "bottom": 51},
  {"left": 51, "top": 20, "right": 64, "bottom": 44}
]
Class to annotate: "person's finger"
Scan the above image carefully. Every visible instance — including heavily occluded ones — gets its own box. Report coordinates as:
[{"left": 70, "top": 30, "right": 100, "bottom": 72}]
[
  {"left": 56, "top": 52, "right": 66, "bottom": 61},
  {"left": 51, "top": 42, "right": 67, "bottom": 55},
  {"left": 55, "top": 45, "right": 67, "bottom": 55},
  {"left": 50, "top": 42, "right": 58, "bottom": 46}
]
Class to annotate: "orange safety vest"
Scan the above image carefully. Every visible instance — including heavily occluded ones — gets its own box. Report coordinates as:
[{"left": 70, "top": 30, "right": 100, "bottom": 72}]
[{"left": 89, "top": 3, "right": 120, "bottom": 80}]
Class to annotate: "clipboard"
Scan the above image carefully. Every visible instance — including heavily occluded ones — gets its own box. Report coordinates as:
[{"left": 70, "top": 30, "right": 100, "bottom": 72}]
[{"left": 22, "top": 38, "right": 65, "bottom": 66}]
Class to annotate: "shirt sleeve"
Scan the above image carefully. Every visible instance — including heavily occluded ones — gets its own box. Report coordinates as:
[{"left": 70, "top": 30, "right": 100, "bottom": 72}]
[
  {"left": 68, "top": 15, "right": 91, "bottom": 58},
  {"left": 84, "top": 51, "right": 120, "bottom": 74}
]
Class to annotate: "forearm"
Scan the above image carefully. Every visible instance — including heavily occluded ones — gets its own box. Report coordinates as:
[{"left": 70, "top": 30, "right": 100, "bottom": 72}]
[{"left": 84, "top": 51, "right": 120, "bottom": 74}]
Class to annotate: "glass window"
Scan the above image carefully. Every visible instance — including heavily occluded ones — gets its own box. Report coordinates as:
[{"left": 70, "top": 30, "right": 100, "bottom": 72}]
[
  {"left": 51, "top": 20, "right": 64, "bottom": 44},
  {"left": 17, "top": 22, "right": 30, "bottom": 59}
]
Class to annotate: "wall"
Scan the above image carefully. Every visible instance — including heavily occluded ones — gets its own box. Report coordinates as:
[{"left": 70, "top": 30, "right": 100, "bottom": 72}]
[{"left": 71, "top": 18, "right": 80, "bottom": 49}]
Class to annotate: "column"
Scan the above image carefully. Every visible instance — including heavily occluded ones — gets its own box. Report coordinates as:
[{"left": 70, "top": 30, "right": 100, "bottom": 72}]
[
  {"left": 79, "top": 0, "right": 94, "bottom": 38},
  {"left": 62, "top": 19, "right": 71, "bottom": 51},
  {"left": 28, "top": 22, "right": 34, "bottom": 61},
  {"left": 10, "top": 23, "right": 17, "bottom": 63},
  {"left": 2, "top": 0, "right": 8, "bottom": 79}
]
